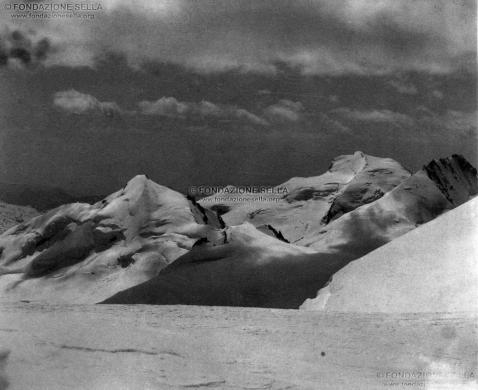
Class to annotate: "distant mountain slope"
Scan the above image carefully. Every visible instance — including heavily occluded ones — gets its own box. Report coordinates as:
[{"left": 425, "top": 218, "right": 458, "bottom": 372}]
[
  {"left": 301, "top": 196, "right": 478, "bottom": 312},
  {"left": 297, "top": 154, "right": 478, "bottom": 251},
  {"left": 0, "top": 175, "right": 219, "bottom": 303},
  {"left": 0, "top": 201, "right": 38, "bottom": 234},
  {"left": 200, "top": 152, "right": 411, "bottom": 243}
]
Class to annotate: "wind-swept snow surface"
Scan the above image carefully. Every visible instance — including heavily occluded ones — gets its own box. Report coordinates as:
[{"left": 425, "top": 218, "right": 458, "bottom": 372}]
[
  {"left": 0, "top": 304, "right": 476, "bottom": 390},
  {"left": 301, "top": 197, "right": 478, "bottom": 312}
]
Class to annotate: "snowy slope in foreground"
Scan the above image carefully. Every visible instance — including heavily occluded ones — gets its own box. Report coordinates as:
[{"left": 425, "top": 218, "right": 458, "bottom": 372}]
[
  {"left": 101, "top": 223, "right": 341, "bottom": 308},
  {"left": 301, "top": 197, "right": 478, "bottom": 312},
  {"left": 1, "top": 304, "right": 477, "bottom": 390}
]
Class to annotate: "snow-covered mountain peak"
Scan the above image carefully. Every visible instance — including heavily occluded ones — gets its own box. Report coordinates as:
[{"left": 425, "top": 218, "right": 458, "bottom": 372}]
[
  {"left": 123, "top": 174, "right": 150, "bottom": 192},
  {"left": 102, "top": 174, "right": 185, "bottom": 208},
  {"left": 0, "top": 176, "right": 219, "bottom": 303},
  {"left": 205, "top": 152, "right": 411, "bottom": 242},
  {"left": 328, "top": 151, "right": 367, "bottom": 174}
]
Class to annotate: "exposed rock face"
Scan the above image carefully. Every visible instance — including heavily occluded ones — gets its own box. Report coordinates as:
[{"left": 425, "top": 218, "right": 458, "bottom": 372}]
[
  {"left": 301, "top": 197, "right": 478, "bottom": 312},
  {"left": 0, "top": 175, "right": 218, "bottom": 303},
  {"left": 423, "top": 154, "right": 478, "bottom": 206}
]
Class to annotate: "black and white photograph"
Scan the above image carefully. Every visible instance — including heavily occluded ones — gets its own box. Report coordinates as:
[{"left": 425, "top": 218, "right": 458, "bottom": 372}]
[{"left": 0, "top": 0, "right": 477, "bottom": 388}]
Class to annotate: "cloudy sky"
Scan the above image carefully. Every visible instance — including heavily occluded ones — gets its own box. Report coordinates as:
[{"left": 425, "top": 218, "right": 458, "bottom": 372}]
[{"left": 0, "top": 0, "right": 476, "bottom": 195}]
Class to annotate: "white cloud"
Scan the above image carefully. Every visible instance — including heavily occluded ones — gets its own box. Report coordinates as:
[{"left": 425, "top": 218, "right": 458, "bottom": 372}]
[
  {"left": 431, "top": 90, "right": 444, "bottom": 99},
  {"left": 53, "top": 91, "right": 274, "bottom": 126},
  {"left": 53, "top": 90, "right": 121, "bottom": 116},
  {"left": 317, "top": 114, "right": 351, "bottom": 134},
  {"left": 328, "top": 95, "right": 339, "bottom": 103},
  {"left": 233, "top": 109, "right": 269, "bottom": 126},
  {"left": 138, "top": 97, "right": 268, "bottom": 125},
  {"left": 387, "top": 79, "right": 418, "bottom": 95},
  {"left": 138, "top": 97, "right": 188, "bottom": 116},
  {"left": 332, "top": 108, "right": 413, "bottom": 124},
  {"left": 101, "top": 0, "right": 181, "bottom": 16},
  {"left": 263, "top": 100, "right": 304, "bottom": 122}
]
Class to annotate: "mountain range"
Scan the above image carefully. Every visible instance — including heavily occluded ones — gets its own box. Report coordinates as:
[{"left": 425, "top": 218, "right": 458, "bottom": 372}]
[{"left": 0, "top": 152, "right": 476, "bottom": 310}]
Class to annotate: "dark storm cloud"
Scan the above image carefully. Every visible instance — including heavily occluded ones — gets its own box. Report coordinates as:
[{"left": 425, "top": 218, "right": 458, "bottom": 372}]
[
  {"left": 101, "top": 0, "right": 474, "bottom": 73},
  {"left": 5, "top": 0, "right": 475, "bottom": 74},
  {"left": 34, "top": 38, "right": 52, "bottom": 61},
  {"left": 0, "top": 27, "right": 53, "bottom": 67}
]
